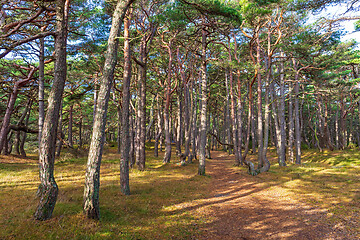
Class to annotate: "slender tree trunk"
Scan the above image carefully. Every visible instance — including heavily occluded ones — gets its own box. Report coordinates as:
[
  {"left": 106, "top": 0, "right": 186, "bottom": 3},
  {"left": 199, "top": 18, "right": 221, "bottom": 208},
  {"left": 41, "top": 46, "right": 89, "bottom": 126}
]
[
  {"left": 183, "top": 81, "right": 191, "bottom": 162},
  {"left": 154, "top": 96, "right": 163, "bottom": 157},
  {"left": 288, "top": 82, "right": 294, "bottom": 163},
  {"left": 39, "top": 37, "right": 45, "bottom": 145},
  {"left": 228, "top": 69, "right": 240, "bottom": 166},
  {"left": 129, "top": 106, "right": 135, "bottom": 167},
  {"left": 120, "top": 12, "right": 132, "bottom": 195},
  {"left": 198, "top": 23, "right": 207, "bottom": 175},
  {"left": 83, "top": 0, "right": 134, "bottom": 220},
  {"left": 135, "top": 36, "right": 147, "bottom": 171},
  {"left": 68, "top": 105, "right": 73, "bottom": 148},
  {"left": 34, "top": 0, "right": 68, "bottom": 221},
  {"left": 163, "top": 44, "right": 173, "bottom": 164},
  {"left": 20, "top": 108, "right": 31, "bottom": 157},
  {"left": 278, "top": 55, "right": 286, "bottom": 166},
  {"left": 294, "top": 68, "right": 301, "bottom": 164},
  {"left": 176, "top": 90, "right": 183, "bottom": 155},
  {"left": 55, "top": 101, "right": 63, "bottom": 157}
]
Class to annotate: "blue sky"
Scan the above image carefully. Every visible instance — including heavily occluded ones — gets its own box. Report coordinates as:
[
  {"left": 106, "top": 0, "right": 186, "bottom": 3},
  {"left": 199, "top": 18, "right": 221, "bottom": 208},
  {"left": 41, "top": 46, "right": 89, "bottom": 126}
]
[{"left": 314, "top": 4, "right": 360, "bottom": 43}]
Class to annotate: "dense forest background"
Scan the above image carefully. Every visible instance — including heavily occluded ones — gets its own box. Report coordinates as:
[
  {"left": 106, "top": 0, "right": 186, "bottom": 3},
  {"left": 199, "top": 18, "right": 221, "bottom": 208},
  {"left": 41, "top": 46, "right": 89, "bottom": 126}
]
[{"left": 1, "top": 0, "right": 360, "bottom": 228}]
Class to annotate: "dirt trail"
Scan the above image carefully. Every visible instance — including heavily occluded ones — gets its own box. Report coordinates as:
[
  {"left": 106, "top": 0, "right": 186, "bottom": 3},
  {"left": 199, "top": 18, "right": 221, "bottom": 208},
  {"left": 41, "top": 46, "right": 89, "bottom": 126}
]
[{"left": 194, "top": 151, "right": 354, "bottom": 240}]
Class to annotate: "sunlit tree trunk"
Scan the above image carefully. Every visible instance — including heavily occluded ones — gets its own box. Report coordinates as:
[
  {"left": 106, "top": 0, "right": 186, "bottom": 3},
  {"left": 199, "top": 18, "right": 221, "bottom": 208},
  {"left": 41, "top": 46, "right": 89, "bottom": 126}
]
[
  {"left": 198, "top": 23, "right": 207, "bottom": 175},
  {"left": 34, "top": 0, "right": 68, "bottom": 221},
  {"left": 120, "top": 11, "right": 132, "bottom": 196},
  {"left": 83, "top": 0, "right": 134, "bottom": 220}
]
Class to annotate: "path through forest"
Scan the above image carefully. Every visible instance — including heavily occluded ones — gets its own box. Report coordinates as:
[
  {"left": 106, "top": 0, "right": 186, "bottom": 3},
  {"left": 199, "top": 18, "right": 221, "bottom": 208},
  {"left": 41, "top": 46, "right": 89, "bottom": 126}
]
[{"left": 189, "top": 152, "right": 353, "bottom": 240}]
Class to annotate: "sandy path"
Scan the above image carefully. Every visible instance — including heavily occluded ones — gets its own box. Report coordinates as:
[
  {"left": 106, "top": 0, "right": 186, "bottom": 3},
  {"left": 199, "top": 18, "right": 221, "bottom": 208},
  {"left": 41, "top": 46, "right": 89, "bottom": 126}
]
[{"left": 194, "top": 151, "right": 354, "bottom": 240}]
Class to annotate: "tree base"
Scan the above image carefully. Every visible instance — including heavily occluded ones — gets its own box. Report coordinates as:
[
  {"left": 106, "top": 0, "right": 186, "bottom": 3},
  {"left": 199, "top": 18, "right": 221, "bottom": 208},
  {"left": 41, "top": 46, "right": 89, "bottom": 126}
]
[{"left": 34, "top": 182, "right": 58, "bottom": 221}]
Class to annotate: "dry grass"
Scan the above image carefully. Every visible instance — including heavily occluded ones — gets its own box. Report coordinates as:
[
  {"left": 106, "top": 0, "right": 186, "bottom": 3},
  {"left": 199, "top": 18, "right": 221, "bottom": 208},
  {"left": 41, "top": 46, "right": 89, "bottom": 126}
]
[
  {"left": 0, "top": 146, "right": 359, "bottom": 239},
  {"left": 0, "top": 147, "right": 210, "bottom": 239}
]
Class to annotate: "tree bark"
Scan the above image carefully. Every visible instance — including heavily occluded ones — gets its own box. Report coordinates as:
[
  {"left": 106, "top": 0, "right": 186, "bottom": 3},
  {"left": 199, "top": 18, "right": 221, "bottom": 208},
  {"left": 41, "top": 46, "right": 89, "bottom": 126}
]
[
  {"left": 39, "top": 37, "right": 45, "bottom": 145},
  {"left": 34, "top": 0, "right": 68, "bottom": 221},
  {"left": 294, "top": 67, "right": 301, "bottom": 164},
  {"left": 198, "top": 23, "right": 207, "bottom": 175},
  {"left": 83, "top": 0, "right": 134, "bottom": 220},
  {"left": 120, "top": 11, "right": 132, "bottom": 195}
]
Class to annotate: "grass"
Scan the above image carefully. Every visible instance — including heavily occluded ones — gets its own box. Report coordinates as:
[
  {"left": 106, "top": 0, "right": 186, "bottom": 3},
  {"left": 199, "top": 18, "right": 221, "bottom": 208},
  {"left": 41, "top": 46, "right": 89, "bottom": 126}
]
[
  {"left": 0, "top": 147, "right": 210, "bottom": 240},
  {"left": 0, "top": 146, "right": 359, "bottom": 239}
]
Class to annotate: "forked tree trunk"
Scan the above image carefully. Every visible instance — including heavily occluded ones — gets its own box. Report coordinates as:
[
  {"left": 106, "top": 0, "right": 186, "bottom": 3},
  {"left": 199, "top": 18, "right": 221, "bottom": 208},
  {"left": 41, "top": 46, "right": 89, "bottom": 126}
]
[{"left": 34, "top": 0, "right": 68, "bottom": 221}]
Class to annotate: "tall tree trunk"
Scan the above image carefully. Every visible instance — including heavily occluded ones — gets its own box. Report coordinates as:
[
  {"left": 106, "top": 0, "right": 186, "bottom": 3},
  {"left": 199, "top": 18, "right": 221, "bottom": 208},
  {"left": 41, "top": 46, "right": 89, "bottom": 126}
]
[
  {"left": 34, "top": 0, "right": 68, "bottom": 220},
  {"left": 135, "top": 36, "right": 147, "bottom": 171},
  {"left": 198, "top": 23, "right": 207, "bottom": 175},
  {"left": 120, "top": 12, "right": 132, "bottom": 195},
  {"left": 228, "top": 69, "right": 240, "bottom": 166},
  {"left": 288, "top": 82, "right": 294, "bottom": 163},
  {"left": 176, "top": 90, "right": 183, "bottom": 155},
  {"left": 163, "top": 43, "right": 173, "bottom": 164},
  {"left": 154, "top": 96, "right": 163, "bottom": 157},
  {"left": 294, "top": 67, "right": 301, "bottom": 164},
  {"left": 83, "top": 0, "right": 134, "bottom": 220},
  {"left": 183, "top": 81, "right": 191, "bottom": 161},
  {"left": 278, "top": 54, "right": 286, "bottom": 166}
]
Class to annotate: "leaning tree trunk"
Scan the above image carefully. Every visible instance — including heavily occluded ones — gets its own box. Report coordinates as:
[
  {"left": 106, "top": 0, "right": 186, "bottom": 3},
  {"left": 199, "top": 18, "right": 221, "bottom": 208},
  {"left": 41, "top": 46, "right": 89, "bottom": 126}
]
[
  {"left": 83, "top": 0, "right": 134, "bottom": 220},
  {"left": 34, "top": 0, "right": 68, "bottom": 221}
]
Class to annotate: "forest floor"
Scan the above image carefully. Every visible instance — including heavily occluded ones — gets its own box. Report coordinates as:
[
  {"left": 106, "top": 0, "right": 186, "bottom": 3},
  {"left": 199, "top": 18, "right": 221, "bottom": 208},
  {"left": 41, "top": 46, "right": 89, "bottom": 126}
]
[
  {"left": 0, "top": 146, "right": 359, "bottom": 239},
  {"left": 196, "top": 151, "right": 359, "bottom": 239}
]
